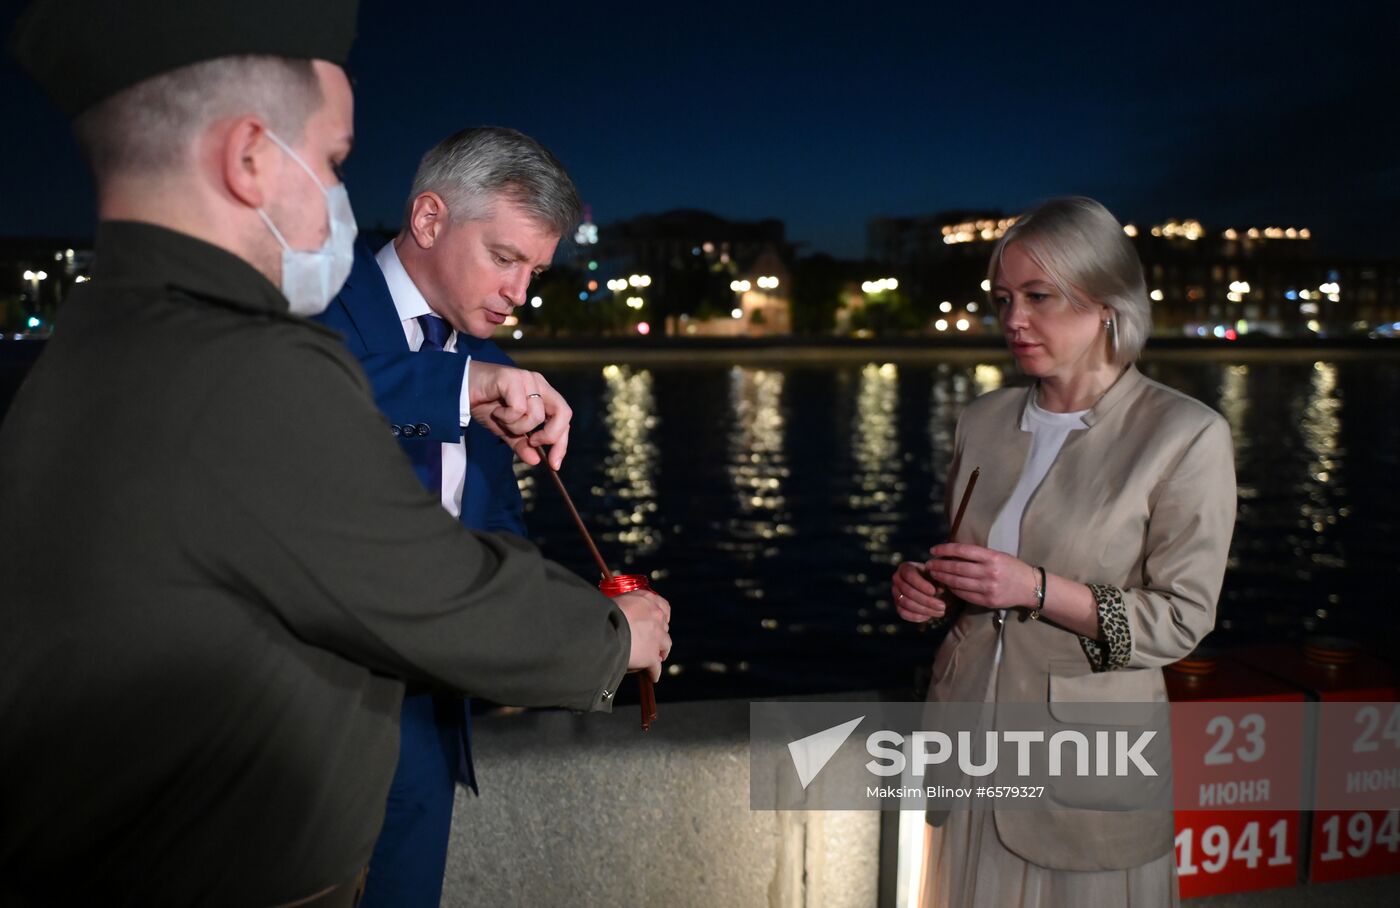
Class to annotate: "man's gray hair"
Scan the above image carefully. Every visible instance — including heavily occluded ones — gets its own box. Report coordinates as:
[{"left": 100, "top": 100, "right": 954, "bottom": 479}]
[
  {"left": 405, "top": 127, "right": 581, "bottom": 237},
  {"left": 73, "top": 55, "right": 321, "bottom": 183},
  {"left": 987, "top": 197, "right": 1151, "bottom": 365}
]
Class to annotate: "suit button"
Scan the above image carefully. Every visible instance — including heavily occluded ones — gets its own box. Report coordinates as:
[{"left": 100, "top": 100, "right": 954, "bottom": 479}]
[
  {"left": 390, "top": 424, "right": 402, "bottom": 437},
  {"left": 415, "top": 422, "right": 431, "bottom": 437},
  {"left": 401, "top": 424, "right": 418, "bottom": 437}
]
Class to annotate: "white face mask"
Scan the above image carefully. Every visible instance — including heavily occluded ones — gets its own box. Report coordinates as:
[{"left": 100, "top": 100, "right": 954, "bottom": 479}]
[{"left": 256, "top": 130, "right": 358, "bottom": 316}]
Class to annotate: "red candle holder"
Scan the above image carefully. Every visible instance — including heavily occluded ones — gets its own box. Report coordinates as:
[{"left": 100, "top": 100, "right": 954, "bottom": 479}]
[{"left": 599, "top": 573, "right": 659, "bottom": 731}]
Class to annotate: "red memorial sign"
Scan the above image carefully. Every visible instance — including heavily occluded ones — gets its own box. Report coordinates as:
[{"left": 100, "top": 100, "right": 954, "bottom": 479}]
[
  {"left": 1167, "top": 654, "right": 1306, "bottom": 898},
  {"left": 1237, "top": 642, "right": 1400, "bottom": 884}
]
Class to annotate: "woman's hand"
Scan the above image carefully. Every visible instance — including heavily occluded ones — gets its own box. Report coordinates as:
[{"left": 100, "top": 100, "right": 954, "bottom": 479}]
[
  {"left": 925, "top": 543, "right": 1037, "bottom": 610},
  {"left": 891, "top": 561, "right": 951, "bottom": 622}
]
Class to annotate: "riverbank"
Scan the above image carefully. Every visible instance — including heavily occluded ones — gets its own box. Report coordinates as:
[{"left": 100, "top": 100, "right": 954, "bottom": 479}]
[
  {"left": 502, "top": 335, "right": 1400, "bottom": 366},
  {"left": 8, "top": 335, "right": 1397, "bottom": 397}
]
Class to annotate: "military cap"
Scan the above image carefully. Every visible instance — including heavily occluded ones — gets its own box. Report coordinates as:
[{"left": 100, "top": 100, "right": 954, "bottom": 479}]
[{"left": 8, "top": 0, "right": 359, "bottom": 117}]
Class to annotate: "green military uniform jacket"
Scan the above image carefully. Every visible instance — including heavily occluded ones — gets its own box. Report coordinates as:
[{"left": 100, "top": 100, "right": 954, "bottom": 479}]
[{"left": 0, "top": 222, "right": 630, "bottom": 905}]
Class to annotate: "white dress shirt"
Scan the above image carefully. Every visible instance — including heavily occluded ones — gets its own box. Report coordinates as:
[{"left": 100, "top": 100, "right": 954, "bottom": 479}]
[{"left": 376, "top": 241, "right": 471, "bottom": 518}]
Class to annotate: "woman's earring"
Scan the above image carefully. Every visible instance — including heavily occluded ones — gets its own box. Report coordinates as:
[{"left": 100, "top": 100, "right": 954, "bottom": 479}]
[{"left": 1104, "top": 317, "right": 1119, "bottom": 361}]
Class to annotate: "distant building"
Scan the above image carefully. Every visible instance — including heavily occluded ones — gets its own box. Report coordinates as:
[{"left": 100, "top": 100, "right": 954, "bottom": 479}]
[
  {"left": 865, "top": 210, "right": 1008, "bottom": 330},
  {"left": 599, "top": 209, "right": 787, "bottom": 268},
  {"left": 866, "top": 213, "right": 1399, "bottom": 339},
  {"left": 598, "top": 209, "right": 794, "bottom": 336},
  {"left": 868, "top": 210, "right": 1014, "bottom": 263},
  {"left": 1113, "top": 221, "right": 1397, "bottom": 338},
  {"left": 671, "top": 245, "right": 792, "bottom": 337}
]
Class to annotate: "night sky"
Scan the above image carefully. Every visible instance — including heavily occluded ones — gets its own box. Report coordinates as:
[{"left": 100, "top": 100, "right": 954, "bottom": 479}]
[{"left": 0, "top": 2, "right": 1392, "bottom": 258}]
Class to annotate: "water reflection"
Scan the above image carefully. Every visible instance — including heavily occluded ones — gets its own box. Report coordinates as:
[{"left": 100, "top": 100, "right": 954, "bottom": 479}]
[
  {"left": 926, "top": 362, "right": 1002, "bottom": 510},
  {"left": 1218, "top": 365, "right": 1254, "bottom": 501},
  {"left": 973, "top": 363, "right": 1004, "bottom": 394},
  {"left": 515, "top": 459, "right": 538, "bottom": 507},
  {"left": 595, "top": 363, "right": 660, "bottom": 563},
  {"left": 724, "top": 367, "right": 792, "bottom": 567},
  {"left": 1300, "top": 362, "right": 1345, "bottom": 571},
  {"left": 850, "top": 363, "right": 902, "bottom": 560},
  {"left": 1218, "top": 364, "right": 1249, "bottom": 450},
  {"left": 846, "top": 363, "right": 903, "bottom": 635}
]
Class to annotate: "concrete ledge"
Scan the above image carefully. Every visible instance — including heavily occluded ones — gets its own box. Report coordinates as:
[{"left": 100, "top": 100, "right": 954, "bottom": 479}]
[
  {"left": 444, "top": 699, "right": 879, "bottom": 908},
  {"left": 443, "top": 698, "right": 1399, "bottom": 907}
]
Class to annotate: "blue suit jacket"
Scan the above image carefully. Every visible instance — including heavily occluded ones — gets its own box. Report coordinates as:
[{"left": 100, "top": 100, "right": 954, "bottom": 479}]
[{"left": 314, "top": 242, "right": 527, "bottom": 789}]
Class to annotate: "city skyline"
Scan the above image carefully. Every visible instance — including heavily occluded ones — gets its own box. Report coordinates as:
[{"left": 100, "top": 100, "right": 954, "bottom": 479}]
[{"left": 0, "top": 3, "right": 1391, "bottom": 258}]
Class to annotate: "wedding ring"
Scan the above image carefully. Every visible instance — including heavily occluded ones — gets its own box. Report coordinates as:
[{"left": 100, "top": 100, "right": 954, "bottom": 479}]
[{"left": 527, "top": 392, "right": 542, "bottom": 399}]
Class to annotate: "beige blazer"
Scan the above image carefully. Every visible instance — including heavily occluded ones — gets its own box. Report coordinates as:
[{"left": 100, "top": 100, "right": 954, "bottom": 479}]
[{"left": 928, "top": 365, "right": 1237, "bottom": 870}]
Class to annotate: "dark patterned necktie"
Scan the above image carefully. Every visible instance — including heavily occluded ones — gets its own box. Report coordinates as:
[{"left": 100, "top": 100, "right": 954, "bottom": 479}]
[
  {"left": 416, "top": 313, "right": 452, "bottom": 352},
  {"left": 414, "top": 313, "right": 452, "bottom": 494}
]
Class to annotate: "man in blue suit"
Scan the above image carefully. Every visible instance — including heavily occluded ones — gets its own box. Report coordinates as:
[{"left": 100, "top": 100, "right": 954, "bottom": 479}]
[{"left": 315, "top": 127, "right": 581, "bottom": 907}]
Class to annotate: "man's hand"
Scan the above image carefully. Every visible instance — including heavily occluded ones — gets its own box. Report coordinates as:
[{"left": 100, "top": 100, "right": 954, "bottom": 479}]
[
  {"left": 466, "top": 361, "right": 571, "bottom": 469},
  {"left": 614, "top": 589, "right": 672, "bottom": 682}
]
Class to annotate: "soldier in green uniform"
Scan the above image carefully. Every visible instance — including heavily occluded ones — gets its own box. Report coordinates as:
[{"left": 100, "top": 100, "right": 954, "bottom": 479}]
[{"left": 0, "top": 2, "right": 671, "bottom": 905}]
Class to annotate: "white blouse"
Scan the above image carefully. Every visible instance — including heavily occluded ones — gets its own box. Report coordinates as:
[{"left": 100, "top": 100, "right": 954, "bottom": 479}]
[
  {"left": 986, "top": 396, "right": 1089, "bottom": 559},
  {"left": 982, "top": 394, "right": 1088, "bottom": 677}
]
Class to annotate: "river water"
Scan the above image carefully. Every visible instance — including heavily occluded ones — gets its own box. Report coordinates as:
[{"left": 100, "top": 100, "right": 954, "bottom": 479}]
[
  {"left": 3, "top": 342, "right": 1397, "bottom": 703},
  {"left": 510, "top": 348, "right": 1400, "bottom": 703}
]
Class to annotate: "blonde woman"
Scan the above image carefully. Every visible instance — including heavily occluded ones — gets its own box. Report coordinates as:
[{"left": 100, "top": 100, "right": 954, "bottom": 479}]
[{"left": 892, "top": 197, "right": 1236, "bottom": 907}]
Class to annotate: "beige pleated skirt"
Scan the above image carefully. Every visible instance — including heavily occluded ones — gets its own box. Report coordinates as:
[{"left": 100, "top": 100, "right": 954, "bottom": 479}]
[{"left": 920, "top": 811, "right": 1179, "bottom": 908}]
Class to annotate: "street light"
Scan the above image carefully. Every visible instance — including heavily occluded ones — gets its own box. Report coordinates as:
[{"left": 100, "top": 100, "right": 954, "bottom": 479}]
[{"left": 23, "top": 269, "right": 48, "bottom": 305}]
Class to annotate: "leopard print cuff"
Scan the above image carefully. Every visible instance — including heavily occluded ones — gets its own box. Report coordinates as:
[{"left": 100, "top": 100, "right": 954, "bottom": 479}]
[{"left": 1079, "top": 583, "right": 1131, "bottom": 672}]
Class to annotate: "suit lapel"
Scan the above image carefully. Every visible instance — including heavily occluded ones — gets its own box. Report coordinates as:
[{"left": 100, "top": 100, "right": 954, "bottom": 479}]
[{"left": 337, "top": 242, "right": 412, "bottom": 354}]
